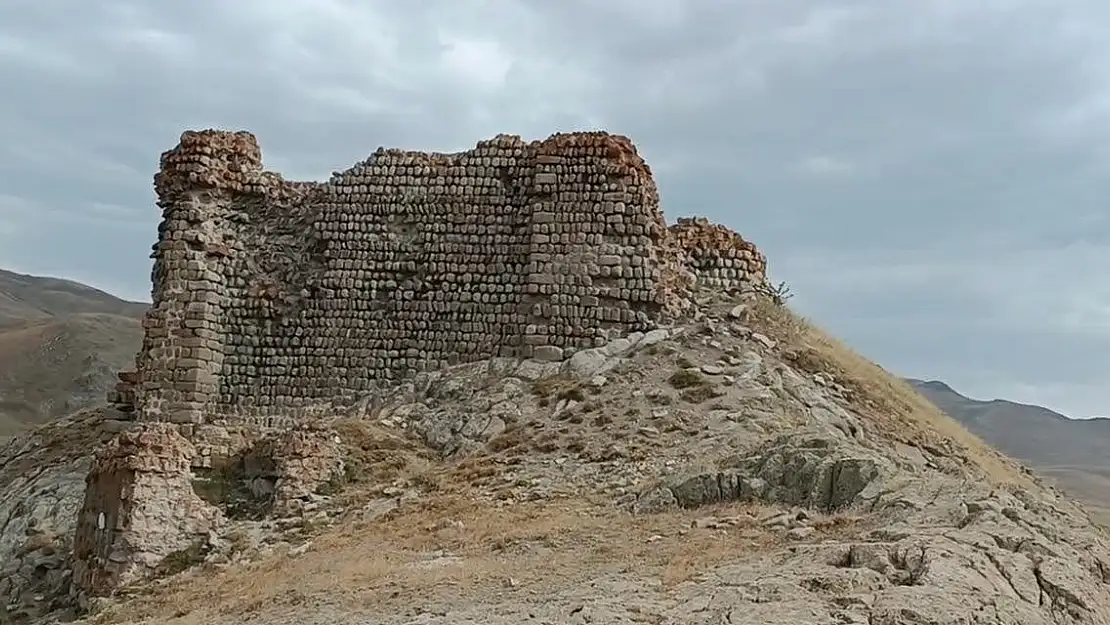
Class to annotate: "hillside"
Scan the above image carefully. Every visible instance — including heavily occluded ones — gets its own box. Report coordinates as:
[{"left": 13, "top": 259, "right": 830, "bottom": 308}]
[
  {"left": 3, "top": 291, "right": 1108, "bottom": 625},
  {"left": 0, "top": 269, "right": 147, "bottom": 327},
  {"left": 910, "top": 378, "right": 1110, "bottom": 523},
  {"left": 0, "top": 269, "right": 146, "bottom": 436}
]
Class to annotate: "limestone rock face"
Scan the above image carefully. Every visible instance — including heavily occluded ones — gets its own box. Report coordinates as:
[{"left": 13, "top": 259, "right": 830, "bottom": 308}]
[{"left": 0, "top": 410, "right": 123, "bottom": 622}]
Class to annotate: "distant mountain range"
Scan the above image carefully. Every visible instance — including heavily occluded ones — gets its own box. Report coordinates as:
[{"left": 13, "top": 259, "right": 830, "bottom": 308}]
[
  {"left": 0, "top": 269, "right": 147, "bottom": 436},
  {"left": 908, "top": 378, "right": 1110, "bottom": 521}
]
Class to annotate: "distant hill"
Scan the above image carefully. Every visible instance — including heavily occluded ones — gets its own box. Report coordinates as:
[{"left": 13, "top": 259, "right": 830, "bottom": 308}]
[
  {"left": 0, "top": 269, "right": 147, "bottom": 436},
  {"left": 908, "top": 378, "right": 1110, "bottom": 521}
]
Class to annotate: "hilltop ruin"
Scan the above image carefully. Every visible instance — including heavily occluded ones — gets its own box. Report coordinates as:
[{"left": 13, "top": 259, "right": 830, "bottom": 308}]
[
  {"left": 9, "top": 130, "right": 1109, "bottom": 624},
  {"left": 68, "top": 130, "right": 772, "bottom": 604},
  {"left": 109, "top": 130, "right": 767, "bottom": 426}
]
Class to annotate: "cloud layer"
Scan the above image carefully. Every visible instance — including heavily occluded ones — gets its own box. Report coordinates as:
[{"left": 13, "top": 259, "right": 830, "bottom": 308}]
[{"left": 2, "top": 0, "right": 1109, "bottom": 416}]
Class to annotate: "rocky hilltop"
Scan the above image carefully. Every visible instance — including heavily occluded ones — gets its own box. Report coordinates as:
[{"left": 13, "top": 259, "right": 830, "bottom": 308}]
[{"left": 1, "top": 130, "right": 1109, "bottom": 625}]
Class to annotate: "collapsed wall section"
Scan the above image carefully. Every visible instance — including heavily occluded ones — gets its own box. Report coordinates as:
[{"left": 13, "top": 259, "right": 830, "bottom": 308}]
[
  {"left": 668, "top": 217, "right": 767, "bottom": 292},
  {"left": 132, "top": 130, "right": 696, "bottom": 426},
  {"left": 71, "top": 424, "right": 222, "bottom": 603}
]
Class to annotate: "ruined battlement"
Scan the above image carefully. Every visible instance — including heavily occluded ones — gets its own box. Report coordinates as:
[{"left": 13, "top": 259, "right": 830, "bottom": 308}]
[{"left": 119, "top": 130, "right": 768, "bottom": 426}]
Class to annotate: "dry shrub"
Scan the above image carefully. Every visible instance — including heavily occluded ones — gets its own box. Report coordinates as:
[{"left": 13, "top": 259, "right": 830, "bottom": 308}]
[
  {"left": 331, "top": 419, "right": 436, "bottom": 488},
  {"left": 485, "top": 423, "right": 531, "bottom": 453},
  {"left": 668, "top": 369, "right": 707, "bottom": 390},
  {"left": 530, "top": 373, "right": 576, "bottom": 398},
  {"left": 679, "top": 385, "right": 717, "bottom": 404}
]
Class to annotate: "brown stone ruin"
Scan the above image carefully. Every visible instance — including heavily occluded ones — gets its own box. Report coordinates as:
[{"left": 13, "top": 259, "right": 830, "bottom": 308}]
[
  {"left": 71, "top": 425, "right": 223, "bottom": 600},
  {"left": 107, "top": 129, "right": 768, "bottom": 427},
  {"left": 79, "top": 129, "right": 769, "bottom": 605}
]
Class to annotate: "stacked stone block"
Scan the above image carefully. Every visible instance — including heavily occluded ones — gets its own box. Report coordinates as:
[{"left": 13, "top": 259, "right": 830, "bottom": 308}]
[
  {"left": 119, "top": 129, "right": 769, "bottom": 426},
  {"left": 71, "top": 424, "right": 222, "bottom": 603},
  {"left": 105, "top": 371, "right": 138, "bottom": 414},
  {"left": 668, "top": 217, "right": 767, "bottom": 292}
]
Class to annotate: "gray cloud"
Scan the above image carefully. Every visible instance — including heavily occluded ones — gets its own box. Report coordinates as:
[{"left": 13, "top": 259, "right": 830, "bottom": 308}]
[{"left": 2, "top": 0, "right": 1109, "bottom": 416}]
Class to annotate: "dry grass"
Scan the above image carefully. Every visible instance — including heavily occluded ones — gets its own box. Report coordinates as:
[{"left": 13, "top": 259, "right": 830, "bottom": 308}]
[
  {"left": 667, "top": 369, "right": 707, "bottom": 390},
  {"left": 741, "top": 296, "right": 1029, "bottom": 486},
  {"left": 66, "top": 289, "right": 1039, "bottom": 623},
  {"left": 93, "top": 493, "right": 862, "bottom": 625},
  {"left": 331, "top": 419, "right": 438, "bottom": 488}
]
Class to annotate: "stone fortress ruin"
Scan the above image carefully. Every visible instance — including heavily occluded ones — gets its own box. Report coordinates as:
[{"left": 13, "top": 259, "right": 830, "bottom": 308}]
[
  {"left": 8, "top": 129, "right": 1100, "bottom": 625},
  {"left": 109, "top": 130, "right": 769, "bottom": 426},
  {"left": 69, "top": 129, "right": 771, "bottom": 606}
]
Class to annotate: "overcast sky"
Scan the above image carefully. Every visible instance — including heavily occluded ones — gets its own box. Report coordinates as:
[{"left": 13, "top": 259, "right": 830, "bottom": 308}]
[{"left": 2, "top": 1, "right": 1110, "bottom": 418}]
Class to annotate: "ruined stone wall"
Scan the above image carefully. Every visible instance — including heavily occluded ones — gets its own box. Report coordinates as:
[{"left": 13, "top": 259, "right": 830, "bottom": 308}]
[
  {"left": 668, "top": 217, "right": 766, "bottom": 292},
  {"left": 71, "top": 425, "right": 222, "bottom": 603},
  {"left": 123, "top": 130, "right": 767, "bottom": 426}
]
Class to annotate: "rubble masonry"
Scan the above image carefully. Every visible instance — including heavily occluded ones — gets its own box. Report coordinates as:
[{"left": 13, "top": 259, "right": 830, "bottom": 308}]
[{"left": 109, "top": 130, "right": 767, "bottom": 426}]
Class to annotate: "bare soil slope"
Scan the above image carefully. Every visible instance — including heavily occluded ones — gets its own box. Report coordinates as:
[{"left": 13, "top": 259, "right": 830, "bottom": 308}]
[
  {"left": 19, "top": 292, "right": 1098, "bottom": 625},
  {"left": 0, "top": 269, "right": 145, "bottom": 436}
]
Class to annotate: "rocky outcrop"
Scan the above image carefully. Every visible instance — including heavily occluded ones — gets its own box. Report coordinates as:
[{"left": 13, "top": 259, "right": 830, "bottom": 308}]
[
  {"left": 635, "top": 430, "right": 889, "bottom": 514},
  {"left": 3, "top": 130, "right": 1108, "bottom": 625},
  {"left": 5, "top": 293, "right": 1110, "bottom": 624},
  {"left": 0, "top": 410, "right": 136, "bottom": 622}
]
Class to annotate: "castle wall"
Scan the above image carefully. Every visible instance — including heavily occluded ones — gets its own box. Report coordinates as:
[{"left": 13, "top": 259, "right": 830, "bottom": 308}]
[{"left": 126, "top": 130, "right": 768, "bottom": 426}]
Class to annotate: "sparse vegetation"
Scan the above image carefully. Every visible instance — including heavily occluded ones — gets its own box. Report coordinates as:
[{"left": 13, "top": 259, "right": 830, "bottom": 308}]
[
  {"left": 667, "top": 367, "right": 720, "bottom": 403},
  {"left": 23, "top": 289, "right": 1087, "bottom": 625},
  {"left": 330, "top": 419, "right": 436, "bottom": 489},
  {"left": 530, "top": 373, "right": 575, "bottom": 397},
  {"left": 765, "top": 280, "right": 793, "bottom": 306},
  {"left": 667, "top": 369, "right": 707, "bottom": 390},
  {"left": 155, "top": 541, "right": 209, "bottom": 578},
  {"left": 487, "top": 423, "right": 531, "bottom": 452},
  {"left": 557, "top": 386, "right": 586, "bottom": 403},
  {"left": 191, "top": 459, "right": 272, "bottom": 521},
  {"left": 740, "top": 294, "right": 1028, "bottom": 485},
  {"left": 679, "top": 385, "right": 718, "bottom": 404},
  {"left": 225, "top": 528, "right": 252, "bottom": 555},
  {"left": 3, "top": 117, "right": 1102, "bottom": 625}
]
